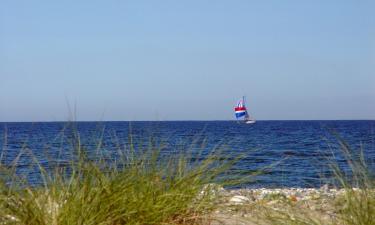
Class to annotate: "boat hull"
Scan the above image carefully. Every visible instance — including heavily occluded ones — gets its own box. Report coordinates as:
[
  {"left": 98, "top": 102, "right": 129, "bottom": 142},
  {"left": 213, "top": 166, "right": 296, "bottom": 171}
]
[{"left": 245, "top": 120, "right": 256, "bottom": 124}]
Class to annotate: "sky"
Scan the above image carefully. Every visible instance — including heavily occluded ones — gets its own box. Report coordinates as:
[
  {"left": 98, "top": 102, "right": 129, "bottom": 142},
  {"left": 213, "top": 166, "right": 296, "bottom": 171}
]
[{"left": 0, "top": 0, "right": 374, "bottom": 121}]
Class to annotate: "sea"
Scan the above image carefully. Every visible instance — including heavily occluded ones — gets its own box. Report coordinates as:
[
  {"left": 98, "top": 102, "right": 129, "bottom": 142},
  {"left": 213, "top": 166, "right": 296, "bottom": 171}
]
[{"left": 0, "top": 121, "right": 374, "bottom": 188}]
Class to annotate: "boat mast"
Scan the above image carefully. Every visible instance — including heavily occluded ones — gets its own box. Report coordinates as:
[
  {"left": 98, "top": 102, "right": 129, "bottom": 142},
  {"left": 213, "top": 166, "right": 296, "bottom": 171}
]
[{"left": 243, "top": 96, "right": 250, "bottom": 121}]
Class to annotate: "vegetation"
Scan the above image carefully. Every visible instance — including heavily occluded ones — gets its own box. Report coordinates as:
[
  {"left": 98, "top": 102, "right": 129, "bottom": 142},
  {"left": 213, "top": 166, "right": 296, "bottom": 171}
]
[
  {"left": 0, "top": 129, "right": 240, "bottom": 225},
  {"left": 0, "top": 126, "right": 374, "bottom": 225},
  {"left": 332, "top": 138, "right": 375, "bottom": 225},
  {"left": 236, "top": 138, "right": 375, "bottom": 225}
]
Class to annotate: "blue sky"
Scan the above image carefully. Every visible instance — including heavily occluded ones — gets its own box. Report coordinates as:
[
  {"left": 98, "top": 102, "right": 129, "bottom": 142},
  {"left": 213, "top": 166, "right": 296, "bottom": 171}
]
[{"left": 1, "top": 0, "right": 374, "bottom": 121}]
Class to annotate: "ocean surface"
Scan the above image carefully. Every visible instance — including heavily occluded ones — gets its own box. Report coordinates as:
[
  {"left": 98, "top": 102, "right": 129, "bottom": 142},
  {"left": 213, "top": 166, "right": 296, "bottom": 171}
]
[{"left": 0, "top": 121, "right": 374, "bottom": 188}]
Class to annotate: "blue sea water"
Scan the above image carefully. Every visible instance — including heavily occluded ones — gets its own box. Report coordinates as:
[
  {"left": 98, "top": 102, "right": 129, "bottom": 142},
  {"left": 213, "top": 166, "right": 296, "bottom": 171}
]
[{"left": 0, "top": 121, "right": 374, "bottom": 188}]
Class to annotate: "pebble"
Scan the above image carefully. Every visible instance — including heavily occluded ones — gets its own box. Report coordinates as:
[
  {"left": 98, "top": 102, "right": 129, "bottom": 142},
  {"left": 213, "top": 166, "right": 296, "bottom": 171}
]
[{"left": 229, "top": 195, "right": 250, "bottom": 204}]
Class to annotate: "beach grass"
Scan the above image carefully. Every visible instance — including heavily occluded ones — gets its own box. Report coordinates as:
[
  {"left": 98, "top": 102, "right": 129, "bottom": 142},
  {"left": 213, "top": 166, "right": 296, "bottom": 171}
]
[
  {"left": 332, "top": 137, "right": 375, "bottom": 225},
  {"left": 0, "top": 125, "right": 374, "bottom": 225},
  {"left": 235, "top": 137, "right": 375, "bottom": 225},
  {"left": 0, "top": 128, "right": 243, "bottom": 225}
]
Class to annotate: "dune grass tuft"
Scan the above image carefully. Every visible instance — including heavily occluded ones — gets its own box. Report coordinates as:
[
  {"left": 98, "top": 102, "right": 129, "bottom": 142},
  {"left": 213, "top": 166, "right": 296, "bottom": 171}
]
[
  {"left": 0, "top": 128, "right": 243, "bottom": 225},
  {"left": 242, "top": 137, "right": 375, "bottom": 225},
  {"left": 331, "top": 137, "right": 375, "bottom": 225}
]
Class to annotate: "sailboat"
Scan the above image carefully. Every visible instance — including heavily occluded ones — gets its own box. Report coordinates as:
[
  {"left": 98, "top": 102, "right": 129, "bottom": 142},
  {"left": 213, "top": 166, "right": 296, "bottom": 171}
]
[{"left": 234, "top": 96, "right": 256, "bottom": 124}]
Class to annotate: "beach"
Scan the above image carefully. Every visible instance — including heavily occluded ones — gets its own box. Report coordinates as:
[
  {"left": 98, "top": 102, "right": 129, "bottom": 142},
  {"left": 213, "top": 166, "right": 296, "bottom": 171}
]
[
  {"left": 210, "top": 185, "right": 368, "bottom": 224},
  {"left": 0, "top": 185, "right": 361, "bottom": 225}
]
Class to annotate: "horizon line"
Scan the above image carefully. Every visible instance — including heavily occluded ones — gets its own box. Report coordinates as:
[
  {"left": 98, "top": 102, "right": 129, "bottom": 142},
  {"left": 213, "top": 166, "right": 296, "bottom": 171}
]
[{"left": 0, "top": 119, "right": 374, "bottom": 123}]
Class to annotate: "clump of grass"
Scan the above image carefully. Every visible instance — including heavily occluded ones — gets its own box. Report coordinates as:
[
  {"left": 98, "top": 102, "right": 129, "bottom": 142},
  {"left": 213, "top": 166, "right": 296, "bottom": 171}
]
[
  {"left": 331, "top": 137, "right": 375, "bottom": 225},
  {"left": 244, "top": 136, "right": 375, "bottom": 225},
  {"left": 0, "top": 128, "right": 243, "bottom": 225}
]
